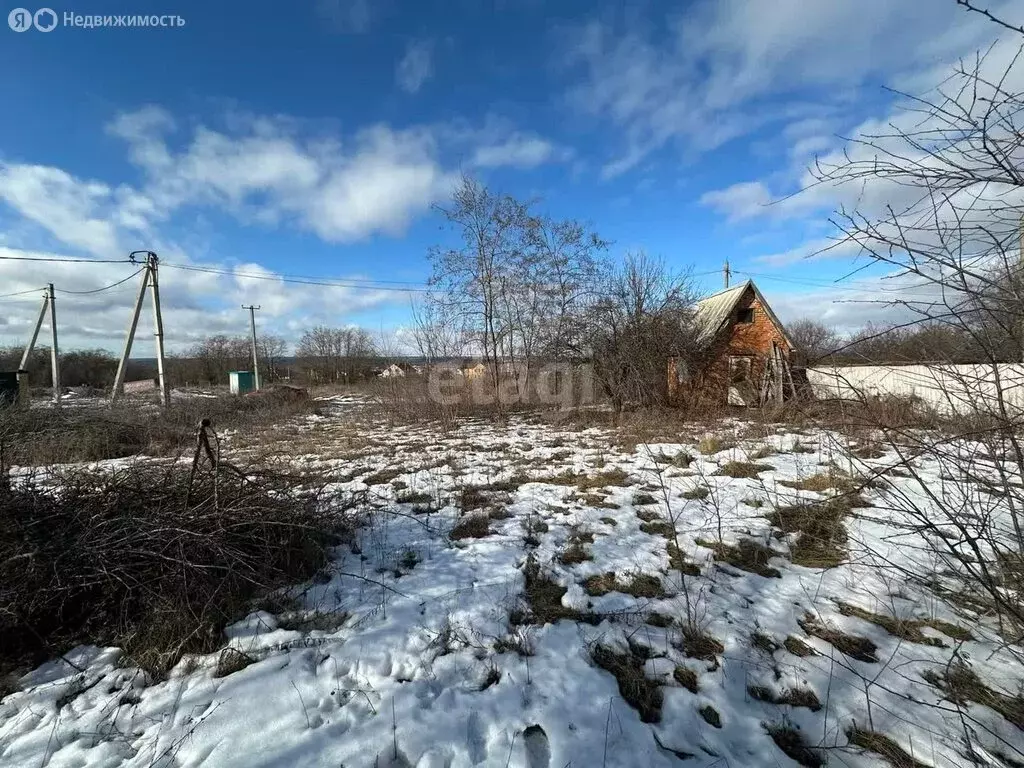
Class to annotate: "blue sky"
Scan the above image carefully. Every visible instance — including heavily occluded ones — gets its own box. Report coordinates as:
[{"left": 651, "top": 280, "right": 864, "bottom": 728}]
[{"left": 0, "top": 0, "right": 1021, "bottom": 353}]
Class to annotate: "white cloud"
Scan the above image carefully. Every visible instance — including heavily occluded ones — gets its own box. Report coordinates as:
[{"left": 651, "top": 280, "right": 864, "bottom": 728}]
[
  {"left": 111, "top": 112, "right": 456, "bottom": 243},
  {"left": 396, "top": 39, "right": 434, "bottom": 94},
  {"left": 315, "top": 0, "right": 373, "bottom": 33},
  {"left": 563, "top": 0, "right": 1024, "bottom": 176},
  {"left": 699, "top": 182, "right": 774, "bottom": 222},
  {"left": 0, "top": 165, "right": 127, "bottom": 257},
  {"left": 471, "top": 134, "right": 565, "bottom": 169}
]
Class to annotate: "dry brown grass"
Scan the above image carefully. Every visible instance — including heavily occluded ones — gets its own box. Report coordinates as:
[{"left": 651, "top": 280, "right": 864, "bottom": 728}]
[
  {"left": 1, "top": 390, "right": 322, "bottom": 466},
  {"left": 583, "top": 572, "right": 666, "bottom": 598},
  {"left": 592, "top": 643, "right": 663, "bottom": 723},
  {"left": 697, "top": 537, "right": 782, "bottom": 578},
  {"left": 837, "top": 602, "right": 971, "bottom": 647},
  {"left": 673, "top": 665, "right": 699, "bottom": 693},
  {"left": 923, "top": 663, "right": 1024, "bottom": 729},
  {"left": 765, "top": 722, "right": 824, "bottom": 768},
  {"left": 769, "top": 496, "right": 861, "bottom": 568},
  {"left": 845, "top": 727, "right": 931, "bottom": 768},
  {"left": 715, "top": 461, "right": 774, "bottom": 479},
  {"left": 748, "top": 684, "right": 822, "bottom": 711},
  {"left": 798, "top": 614, "right": 878, "bottom": 663},
  {"left": 0, "top": 461, "right": 344, "bottom": 679}
]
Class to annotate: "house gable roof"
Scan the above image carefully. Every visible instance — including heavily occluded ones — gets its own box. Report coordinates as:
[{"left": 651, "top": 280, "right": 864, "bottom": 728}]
[{"left": 694, "top": 279, "right": 793, "bottom": 348}]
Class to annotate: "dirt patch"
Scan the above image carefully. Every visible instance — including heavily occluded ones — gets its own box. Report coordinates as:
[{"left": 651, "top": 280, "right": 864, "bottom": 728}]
[
  {"left": 699, "top": 705, "right": 721, "bottom": 728},
  {"left": 592, "top": 643, "right": 663, "bottom": 723},
  {"left": 798, "top": 614, "right": 878, "bottom": 663},
  {"left": 697, "top": 538, "right": 782, "bottom": 578},
  {"left": 632, "top": 492, "right": 658, "bottom": 506}
]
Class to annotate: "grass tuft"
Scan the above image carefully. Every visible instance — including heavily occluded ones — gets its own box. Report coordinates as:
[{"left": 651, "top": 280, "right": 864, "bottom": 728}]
[
  {"left": 923, "top": 663, "right": 1024, "bottom": 729},
  {"left": 846, "top": 727, "right": 931, "bottom": 768},
  {"left": 673, "top": 665, "right": 699, "bottom": 693},
  {"left": 748, "top": 684, "right": 821, "bottom": 711},
  {"left": 837, "top": 602, "right": 961, "bottom": 647},
  {"left": 765, "top": 721, "right": 824, "bottom": 768},
  {"left": 715, "top": 461, "right": 774, "bottom": 479},
  {"left": 798, "top": 614, "right": 877, "bottom": 663},
  {"left": 697, "top": 537, "right": 782, "bottom": 578},
  {"left": 592, "top": 644, "right": 663, "bottom": 723}
]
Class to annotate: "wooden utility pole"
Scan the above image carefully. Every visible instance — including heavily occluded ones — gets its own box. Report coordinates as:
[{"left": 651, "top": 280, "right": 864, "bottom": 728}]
[
  {"left": 242, "top": 304, "right": 261, "bottom": 390},
  {"left": 723, "top": 260, "right": 731, "bottom": 290},
  {"left": 150, "top": 256, "right": 169, "bottom": 407},
  {"left": 47, "top": 284, "right": 60, "bottom": 406},
  {"left": 18, "top": 287, "right": 50, "bottom": 406},
  {"left": 112, "top": 252, "right": 169, "bottom": 406}
]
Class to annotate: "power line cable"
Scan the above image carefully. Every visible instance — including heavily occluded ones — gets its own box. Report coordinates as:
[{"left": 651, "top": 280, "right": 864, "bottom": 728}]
[
  {"left": 55, "top": 268, "right": 145, "bottom": 295},
  {"left": 162, "top": 262, "right": 438, "bottom": 293},
  {"left": 0, "top": 286, "right": 46, "bottom": 299},
  {"left": 0, "top": 255, "right": 132, "bottom": 264}
]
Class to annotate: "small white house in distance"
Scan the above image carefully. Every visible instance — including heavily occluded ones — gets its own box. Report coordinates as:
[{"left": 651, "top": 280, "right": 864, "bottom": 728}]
[{"left": 379, "top": 363, "right": 405, "bottom": 378}]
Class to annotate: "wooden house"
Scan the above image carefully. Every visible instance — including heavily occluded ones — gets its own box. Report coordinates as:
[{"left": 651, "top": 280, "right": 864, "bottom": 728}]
[{"left": 669, "top": 280, "right": 796, "bottom": 406}]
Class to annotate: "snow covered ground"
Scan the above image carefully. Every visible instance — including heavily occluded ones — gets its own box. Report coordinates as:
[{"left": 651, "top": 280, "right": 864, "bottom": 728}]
[{"left": 2, "top": 397, "right": 1023, "bottom": 767}]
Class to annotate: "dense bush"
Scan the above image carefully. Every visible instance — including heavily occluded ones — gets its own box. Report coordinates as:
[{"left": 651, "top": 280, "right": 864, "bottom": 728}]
[{"left": 0, "top": 461, "right": 350, "bottom": 678}]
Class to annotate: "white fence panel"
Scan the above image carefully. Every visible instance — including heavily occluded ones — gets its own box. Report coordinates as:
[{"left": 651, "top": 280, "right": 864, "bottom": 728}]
[{"left": 807, "top": 363, "right": 1024, "bottom": 415}]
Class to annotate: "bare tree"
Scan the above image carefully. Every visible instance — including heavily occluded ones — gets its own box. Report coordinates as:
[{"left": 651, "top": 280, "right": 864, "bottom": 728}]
[
  {"left": 587, "top": 252, "right": 700, "bottom": 415},
  {"left": 787, "top": 319, "right": 840, "bottom": 365},
  {"left": 296, "top": 326, "right": 376, "bottom": 383},
  {"left": 808, "top": 45, "right": 1024, "bottom": 742},
  {"left": 428, "top": 175, "right": 607, "bottom": 408},
  {"left": 429, "top": 175, "right": 531, "bottom": 410}
]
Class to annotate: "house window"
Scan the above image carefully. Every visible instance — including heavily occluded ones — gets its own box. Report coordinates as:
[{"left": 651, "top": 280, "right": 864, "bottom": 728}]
[
  {"left": 737, "top": 307, "right": 754, "bottom": 324},
  {"left": 729, "top": 356, "right": 752, "bottom": 384}
]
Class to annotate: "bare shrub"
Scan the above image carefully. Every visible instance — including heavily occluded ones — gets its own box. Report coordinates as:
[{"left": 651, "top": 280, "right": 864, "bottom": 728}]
[{"left": 0, "top": 460, "right": 348, "bottom": 678}]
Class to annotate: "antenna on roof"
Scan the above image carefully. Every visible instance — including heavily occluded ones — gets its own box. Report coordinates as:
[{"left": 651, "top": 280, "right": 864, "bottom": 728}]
[{"left": 723, "top": 260, "right": 731, "bottom": 290}]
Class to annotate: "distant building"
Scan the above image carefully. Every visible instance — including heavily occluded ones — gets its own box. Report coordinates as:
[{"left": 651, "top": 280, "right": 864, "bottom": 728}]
[
  {"left": 379, "top": 363, "right": 406, "bottom": 378},
  {"left": 669, "top": 280, "right": 795, "bottom": 406}
]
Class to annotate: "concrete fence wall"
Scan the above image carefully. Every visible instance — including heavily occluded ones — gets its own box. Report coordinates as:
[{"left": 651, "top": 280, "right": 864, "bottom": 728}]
[{"left": 807, "top": 363, "right": 1024, "bottom": 415}]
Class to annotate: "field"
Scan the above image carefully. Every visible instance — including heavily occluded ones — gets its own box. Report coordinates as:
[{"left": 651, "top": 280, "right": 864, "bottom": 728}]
[{"left": 1, "top": 394, "right": 1022, "bottom": 768}]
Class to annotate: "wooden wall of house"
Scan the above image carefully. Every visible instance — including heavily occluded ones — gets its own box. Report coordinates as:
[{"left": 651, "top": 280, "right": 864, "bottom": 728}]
[{"left": 669, "top": 285, "right": 793, "bottom": 406}]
